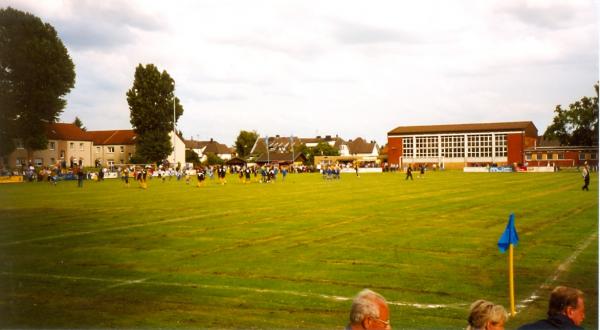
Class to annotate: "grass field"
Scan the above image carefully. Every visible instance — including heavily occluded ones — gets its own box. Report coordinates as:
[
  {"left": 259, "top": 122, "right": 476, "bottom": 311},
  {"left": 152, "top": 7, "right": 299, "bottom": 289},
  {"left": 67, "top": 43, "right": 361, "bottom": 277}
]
[{"left": 0, "top": 170, "right": 597, "bottom": 329}]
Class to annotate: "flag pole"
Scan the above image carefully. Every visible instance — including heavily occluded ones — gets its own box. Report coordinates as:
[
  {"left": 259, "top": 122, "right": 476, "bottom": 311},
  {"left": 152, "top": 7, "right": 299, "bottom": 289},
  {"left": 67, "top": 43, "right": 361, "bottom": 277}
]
[
  {"left": 498, "top": 213, "right": 519, "bottom": 317},
  {"left": 509, "top": 244, "right": 516, "bottom": 316},
  {"left": 173, "top": 83, "right": 176, "bottom": 166}
]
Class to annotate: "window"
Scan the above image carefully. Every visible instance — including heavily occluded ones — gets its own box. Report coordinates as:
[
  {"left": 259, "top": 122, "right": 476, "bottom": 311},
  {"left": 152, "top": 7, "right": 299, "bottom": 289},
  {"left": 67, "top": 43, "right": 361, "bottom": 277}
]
[
  {"left": 441, "top": 135, "right": 464, "bottom": 158},
  {"left": 107, "top": 146, "right": 115, "bottom": 153},
  {"left": 592, "top": 153, "right": 597, "bottom": 160},
  {"left": 79, "top": 143, "right": 84, "bottom": 151},
  {"left": 531, "top": 153, "right": 537, "bottom": 160},
  {"left": 50, "top": 158, "right": 56, "bottom": 164},
  {"left": 579, "top": 153, "right": 586, "bottom": 160},
  {"left": 16, "top": 158, "right": 25, "bottom": 166},
  {"left": 552, "top": 153, "right": 559, "bottom": 160},
  {"left": 494, "top": 134, "right": 507, "bottom": 157},
  {"left": 402, "top": 137, "right": 413, "bottom": 158},
  {"left": 415, "top": 136, "right": 438, "bottom": 158},
  {"left": 558, "top": 152, "right": 564, "bottom": 160},
  {"left": 107, "top": 160, "right": 114, "bottom": 166},
  {"left": 49, "top": 141, "right": 56, "bottom": 150},
  {"left": 525, "top": 154, "right": 532, "bottom": 161},
  {"left": 467, "top": 134, "right": 492, "bottom": 158},
  {"left": 120, "top": 146, "right": 125, "bottom": 153},
  {"left": 119, "top": 159, "right": 124, "bottom": 164},
  {"left": 96, "top": 147, "right": 101, "bottom": 153},
  {"left": 541, "top": 153, "right": 547, "bottom": 160},
  {"left": 70, "top": 142, "right": 74, "bottom": 150},
  {"left": 34, "top": 158, "right": 43, "bottom": 166}
]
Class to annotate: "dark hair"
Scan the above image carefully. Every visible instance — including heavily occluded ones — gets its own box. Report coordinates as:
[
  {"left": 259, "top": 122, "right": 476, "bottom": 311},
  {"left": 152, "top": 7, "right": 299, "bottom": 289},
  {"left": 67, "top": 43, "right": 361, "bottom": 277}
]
[{"left": 547, "top": 286, "right": 583, "bottom": 317}]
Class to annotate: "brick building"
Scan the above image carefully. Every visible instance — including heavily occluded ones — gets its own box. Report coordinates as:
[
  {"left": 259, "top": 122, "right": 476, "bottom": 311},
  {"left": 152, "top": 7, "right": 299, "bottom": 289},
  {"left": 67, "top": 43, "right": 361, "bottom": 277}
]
[{"left": 387, "top": 121, "right": 538, "bottom": 169}]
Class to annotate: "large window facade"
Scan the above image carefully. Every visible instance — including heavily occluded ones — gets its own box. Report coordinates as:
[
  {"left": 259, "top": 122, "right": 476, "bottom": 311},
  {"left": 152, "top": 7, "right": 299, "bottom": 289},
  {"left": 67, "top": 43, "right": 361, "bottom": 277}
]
[
  {"left": 402, "top": 137, "right": 413, "bottom": 158},
  {"left": 467, "top": 134, "right": 492, "bottom": 158},
  {"left": 415, "top": 136, "right": 438, "bottom": 158},
  {"left": 494, "top": 134, "right": 507, "bottom": 157},
  {"left": 401, "top": 133, "right": 511, "bottom": 161},
  {"left": 441, "top": 135, "right": 464, "bottom": 158}
]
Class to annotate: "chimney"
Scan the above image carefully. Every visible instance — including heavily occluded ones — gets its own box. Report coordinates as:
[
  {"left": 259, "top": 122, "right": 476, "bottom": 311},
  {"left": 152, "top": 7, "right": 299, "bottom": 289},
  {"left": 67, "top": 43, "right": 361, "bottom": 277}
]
[
  {"left": 276, "top": 134, "right": 280, "bottom": 138},
  {"left": 316, "top": 135, "right": 321, "bottom": 139},
  {"left": 325, "top": 135, "right": 331, "bottom": 139},
  {"left": 210, "top": 138, "right": 213, "bottom": 142}
]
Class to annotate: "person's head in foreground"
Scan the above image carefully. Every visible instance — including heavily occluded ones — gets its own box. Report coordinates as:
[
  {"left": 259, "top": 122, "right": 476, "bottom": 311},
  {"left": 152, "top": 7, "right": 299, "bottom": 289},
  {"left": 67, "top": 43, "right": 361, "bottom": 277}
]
[
  {"left": 347, "top": 289, "right": 391, "bottom": 330},
  {"left": 547, "top": 286, "right": 585, "bottom": 326},
  {"left": 517, "top": 286, "right": 585, "bottom": 330},
  {"left": 467, "top": 300, "right": 507, "bottom": 330}
]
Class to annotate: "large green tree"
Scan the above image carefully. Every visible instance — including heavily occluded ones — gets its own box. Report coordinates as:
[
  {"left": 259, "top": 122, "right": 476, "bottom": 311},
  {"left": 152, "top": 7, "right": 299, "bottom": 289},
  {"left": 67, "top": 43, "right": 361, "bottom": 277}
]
[
  {"left": 235, "top": 130, "right": 259, "bottom": 157},
  {"left": 544, "top": 83, "right": 599, "bottom": 146},
  {"left": 127, "top": 64, "right": 183, "bottom": 163},
  {"left": 0, "top": 7, "right": 75, "bottom": 159}
]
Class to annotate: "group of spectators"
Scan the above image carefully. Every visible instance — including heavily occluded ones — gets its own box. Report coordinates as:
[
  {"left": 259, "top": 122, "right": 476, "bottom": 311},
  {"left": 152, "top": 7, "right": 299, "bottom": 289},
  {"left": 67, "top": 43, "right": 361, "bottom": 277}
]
[{"left": 348, "top": 286, "right": 586, "bottom": 330}]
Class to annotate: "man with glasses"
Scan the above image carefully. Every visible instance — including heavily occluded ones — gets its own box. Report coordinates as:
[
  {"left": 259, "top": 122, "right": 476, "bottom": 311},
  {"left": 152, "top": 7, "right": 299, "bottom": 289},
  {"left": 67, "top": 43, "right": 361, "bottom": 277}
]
[{"left": 346, "top": 289, "right": 391, "bottom": 330}]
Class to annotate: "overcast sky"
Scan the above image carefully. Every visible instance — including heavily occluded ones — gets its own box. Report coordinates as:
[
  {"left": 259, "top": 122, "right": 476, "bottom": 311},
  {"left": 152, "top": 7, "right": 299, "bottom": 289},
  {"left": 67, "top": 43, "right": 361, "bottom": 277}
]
[{"left": 2, "top": 1, "right": 598, "bottom": 146}]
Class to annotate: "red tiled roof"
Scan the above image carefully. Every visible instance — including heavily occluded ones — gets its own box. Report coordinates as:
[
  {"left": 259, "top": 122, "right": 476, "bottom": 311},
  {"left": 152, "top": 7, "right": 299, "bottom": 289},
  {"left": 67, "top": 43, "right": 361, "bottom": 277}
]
[
  {"left": 184, "top": 140, "right": 209, "bottom": 149},
  {"left": 87, "top": 130, "right": 136, "bottom": 145},
  {"left": 388, "top": 121, "right": 538, "bottom": 136},
  {"left": 347, "top": 137, "right": 376, "bottom": 154},
  {"left": 47, "top": 123, "right": 92, "bottom": 141},
  {"left": 204, "top": 141, "right": 232, "bottom": 155},
  {"left": 185, "top": 139, "right": 232, "bottom": 155}
]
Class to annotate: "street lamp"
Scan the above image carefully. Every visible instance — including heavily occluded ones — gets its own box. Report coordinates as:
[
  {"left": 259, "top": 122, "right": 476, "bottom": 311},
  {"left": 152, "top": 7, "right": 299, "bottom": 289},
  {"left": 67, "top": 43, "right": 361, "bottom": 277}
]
[{"left": 173, "top": 82, "right": 176, "bottom": 167}]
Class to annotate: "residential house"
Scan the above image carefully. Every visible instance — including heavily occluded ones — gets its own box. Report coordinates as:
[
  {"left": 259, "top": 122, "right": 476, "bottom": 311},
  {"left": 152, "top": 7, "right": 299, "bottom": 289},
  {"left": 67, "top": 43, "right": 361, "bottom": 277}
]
[
  {"left": 347, "top": 137, "right": 379, "bottom": 161},
  {"left": 251, "top": 134, "right": 349, "bottom": 156},
  {"left": 254, "top": 152, "right": 307, "bottom": 166},
  {"left": 88, "top": 130, "right": 137, "bottom": 167},
  {"left": 6, "top": 123, "right": 93, "bottom": 168},
  {"left": 88, "top": 129, "right": 185, "bottom": 167},
  {"left": 184, "top": 138, "right": 234, "bottom": 162}
]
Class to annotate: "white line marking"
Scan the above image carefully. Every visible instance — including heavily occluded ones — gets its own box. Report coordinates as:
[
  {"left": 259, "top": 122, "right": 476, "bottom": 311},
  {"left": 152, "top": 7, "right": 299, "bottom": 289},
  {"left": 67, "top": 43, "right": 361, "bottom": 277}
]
[
  {"left": 106, "top": 277, "right": 149, "bottom": 289},
  {"left": 516, "top": 231, "right": 597, "bottom": 312},
  {"left": 2, "top": 232, "right": 593, "bottom": 313},
  {"left": 0, "top": 212, "right": 233, "bottom": 247},
  {"left": 0, "top": 271, "right": 463, "bottom": 310}
]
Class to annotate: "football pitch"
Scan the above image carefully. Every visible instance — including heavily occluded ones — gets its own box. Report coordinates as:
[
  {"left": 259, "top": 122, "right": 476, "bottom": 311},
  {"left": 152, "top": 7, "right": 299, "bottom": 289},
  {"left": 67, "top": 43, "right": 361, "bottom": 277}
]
[{"left": 0, "top": 171, "right": 597, "bottom": 329}]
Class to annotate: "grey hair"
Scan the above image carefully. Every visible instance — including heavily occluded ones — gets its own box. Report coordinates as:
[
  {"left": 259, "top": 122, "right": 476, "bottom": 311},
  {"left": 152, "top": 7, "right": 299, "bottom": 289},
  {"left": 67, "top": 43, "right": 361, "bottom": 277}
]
[{"left": 349, "top": 289, "right": 387, "bottom": 324}]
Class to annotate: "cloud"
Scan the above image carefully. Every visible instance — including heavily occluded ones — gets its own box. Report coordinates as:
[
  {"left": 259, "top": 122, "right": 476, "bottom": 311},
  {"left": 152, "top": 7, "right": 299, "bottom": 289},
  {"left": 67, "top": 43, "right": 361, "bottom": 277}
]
[
  {"left": 496, "top": 1, "right": 583, "bottom": 30},
  {"left": 7, "top": 0, "right": 167, "bottom": 50},
  {"left": 1, "top": 0, "right": 597, "bottom": 147},
  {"left": 334, "top": 20, "right": 418, "bottom": 45}
]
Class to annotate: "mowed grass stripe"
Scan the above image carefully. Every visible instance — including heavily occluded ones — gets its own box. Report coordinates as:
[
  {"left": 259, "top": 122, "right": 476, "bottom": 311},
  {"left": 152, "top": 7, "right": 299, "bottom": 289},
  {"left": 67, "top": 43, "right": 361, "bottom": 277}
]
[{"left": 0, "top": 171, "right": 596, "bottom": 329}]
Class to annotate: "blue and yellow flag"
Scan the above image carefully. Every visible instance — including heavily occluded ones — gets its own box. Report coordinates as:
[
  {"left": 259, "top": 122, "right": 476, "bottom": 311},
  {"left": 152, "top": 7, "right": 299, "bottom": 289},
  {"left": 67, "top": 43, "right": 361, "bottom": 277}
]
[{"left": 498, "top": 213, "right": 519, "bottom": 253}]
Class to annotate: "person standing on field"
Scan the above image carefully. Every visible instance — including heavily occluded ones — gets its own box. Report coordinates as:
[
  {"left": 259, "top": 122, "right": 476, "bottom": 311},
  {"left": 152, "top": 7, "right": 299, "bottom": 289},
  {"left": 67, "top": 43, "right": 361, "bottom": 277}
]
[
  {"left": 77, "top": 166, "right": 85, "bottom": 188},
  {"left": 581, "top": 161, "right": 590, "bottom": 191},
  {"left": 405, "top": 166, "right": 413, "bottom": 180}
]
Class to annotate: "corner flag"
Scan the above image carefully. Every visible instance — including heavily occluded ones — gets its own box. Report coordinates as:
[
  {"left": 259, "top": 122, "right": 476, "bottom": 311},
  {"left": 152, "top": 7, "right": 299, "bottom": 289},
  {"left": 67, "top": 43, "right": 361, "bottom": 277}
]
[
  {"left": 498, "top": 213, "right": 519, "bottom": 253},
  {"left": 498, "top": 213, "right": 519, "bottom": 316}
]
